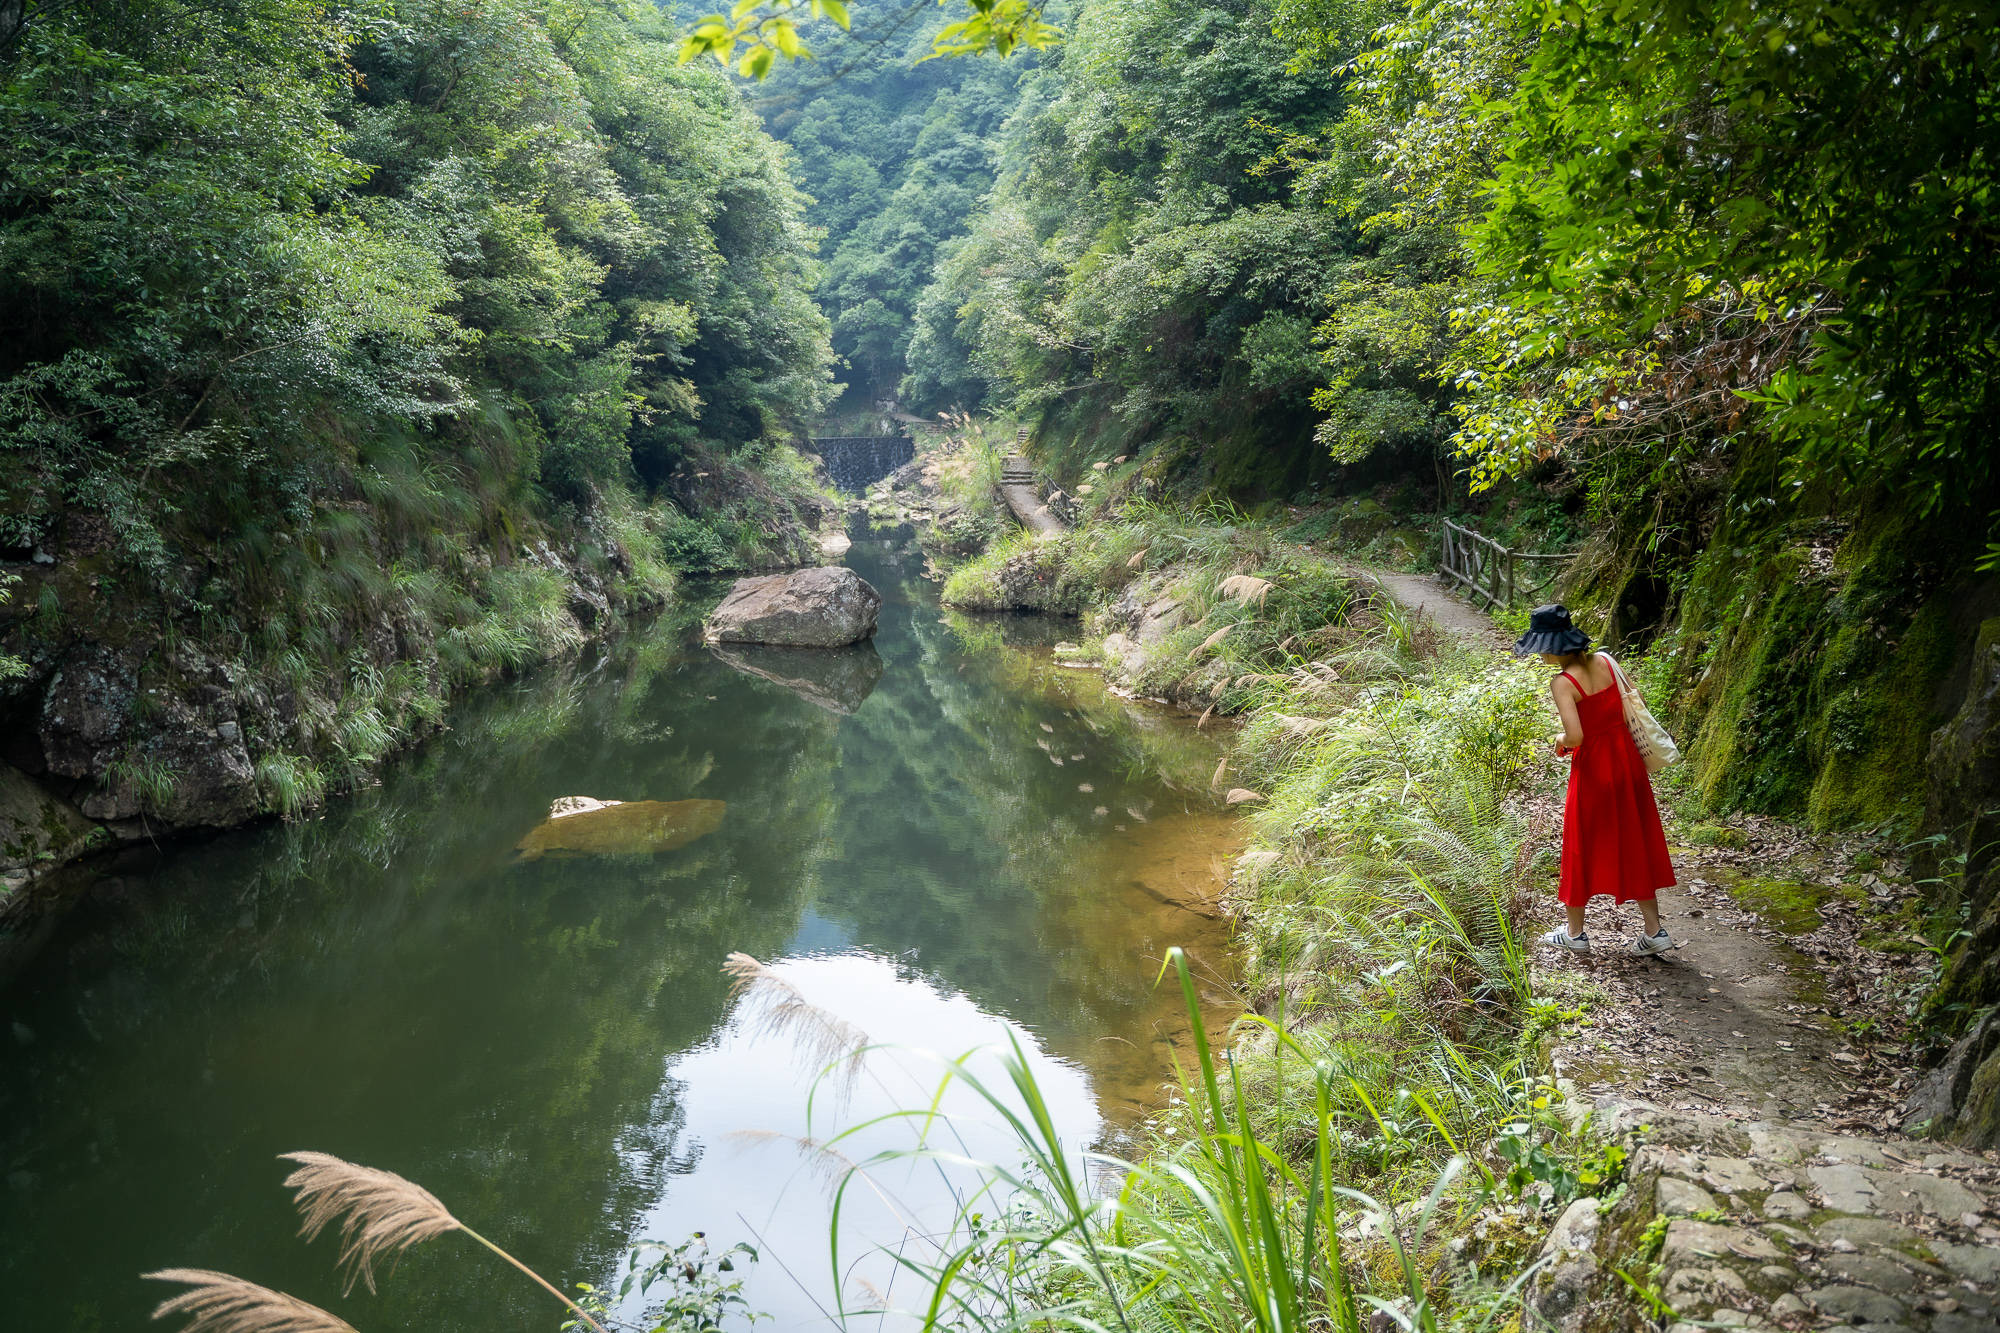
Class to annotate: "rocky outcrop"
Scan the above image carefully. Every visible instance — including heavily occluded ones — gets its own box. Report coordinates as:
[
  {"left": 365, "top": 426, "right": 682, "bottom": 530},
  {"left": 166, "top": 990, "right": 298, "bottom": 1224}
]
[
  {"left": 1098, "top": 588, "right": 1188, "bottom": 684},
  {"left": 709, "top": 642, "right": 883, "bottom": 714},
  {"left": 942, "top": 544, "right": 1087, "bottom": 614},
  {"left": 665, "top": 442, "right": 843, "bottom": 570},
  {"left": 40, "top": 643, "right": 261, "bottom": 827},
  {"left": 705, "top": 567, "right": 881, "bottom": 647},
  {"left": 0, "top": 510, "right": 662, "bottom": 853},
  {"left": 863, "top": 453, "right": 1006, "bottom": 559},
  {"left": 0, "top": 765, "right": 100, "bottom": 882}
]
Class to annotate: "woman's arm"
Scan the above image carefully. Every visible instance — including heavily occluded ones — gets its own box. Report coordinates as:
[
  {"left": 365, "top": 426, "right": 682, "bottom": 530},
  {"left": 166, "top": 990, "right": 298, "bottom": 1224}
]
[{"left": 1550, "top": 677, "right": 1585, "bottom": 753}]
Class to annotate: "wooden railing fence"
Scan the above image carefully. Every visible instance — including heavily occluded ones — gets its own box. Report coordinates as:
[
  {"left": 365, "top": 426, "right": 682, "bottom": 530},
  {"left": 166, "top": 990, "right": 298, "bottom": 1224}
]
[{"left": 1440, "top": 518, "right": 1572, "bottom": 609}]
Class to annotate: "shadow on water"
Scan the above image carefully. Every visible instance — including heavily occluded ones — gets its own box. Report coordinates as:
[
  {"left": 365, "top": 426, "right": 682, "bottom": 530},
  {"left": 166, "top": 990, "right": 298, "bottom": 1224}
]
[{"left": 0, "top": 525, "right": 1237, "bottom": 1331}]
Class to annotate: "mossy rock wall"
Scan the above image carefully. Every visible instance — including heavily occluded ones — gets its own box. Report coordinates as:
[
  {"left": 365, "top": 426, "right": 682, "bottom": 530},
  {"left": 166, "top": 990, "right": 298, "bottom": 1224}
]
[
  {"left": 1571, "top": 457, "right": 2000, "bottom": 1138},
  {"left": 1924, "top": 614, "right": 2000, "bottom": 1037},
  {"left": 1584, "top": 485, "right": 1977, "bottom": 832}
]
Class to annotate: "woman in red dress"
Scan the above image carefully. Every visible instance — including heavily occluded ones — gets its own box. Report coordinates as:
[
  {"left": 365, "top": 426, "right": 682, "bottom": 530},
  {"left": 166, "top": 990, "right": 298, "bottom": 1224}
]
[{"left": 1515, "top": 605, "right": 1677, "bottom": 955}]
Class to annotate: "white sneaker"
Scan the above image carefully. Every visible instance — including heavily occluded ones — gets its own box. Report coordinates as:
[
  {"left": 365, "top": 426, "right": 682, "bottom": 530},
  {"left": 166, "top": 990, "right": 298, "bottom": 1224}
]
[
  {"left": 1630, "top": 930, "right": 1677, "bottom": 956},
  {"left": 1541, "top": 927, "right": 1590, "bottom": 953}
]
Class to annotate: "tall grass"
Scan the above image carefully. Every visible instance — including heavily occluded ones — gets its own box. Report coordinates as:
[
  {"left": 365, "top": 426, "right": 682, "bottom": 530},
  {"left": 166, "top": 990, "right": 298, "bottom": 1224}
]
[
  {"left": 1220, "top": 636, "right": 1560, "bottom": 1164},
  {"left": 598, "top": 496, "right": 679, "bottom": 604},
  {"left": 254, "top": 753, "right": 328, "bottom": 821},
  {"left": 818, "top": 952, "right": 1544, "bottom": 1333}
]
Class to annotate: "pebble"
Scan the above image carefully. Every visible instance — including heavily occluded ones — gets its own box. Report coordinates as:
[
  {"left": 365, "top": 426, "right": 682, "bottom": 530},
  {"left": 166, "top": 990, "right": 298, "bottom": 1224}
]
[
  {"left": 1768, "top": 1293, "right": 1809, "bottom": 1320},
  {"left": 1659, "top": 1177, "right": 1719, "bottom": 1216},
  {"left": 1762, "top": 1191, "right": 1811, "bottom": 1220}
]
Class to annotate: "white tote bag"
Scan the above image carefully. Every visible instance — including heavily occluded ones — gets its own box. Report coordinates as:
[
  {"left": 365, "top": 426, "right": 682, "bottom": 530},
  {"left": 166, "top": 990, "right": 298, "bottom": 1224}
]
[{"left": 1606, "top": 655, "right": 1679, "bottom": 773}]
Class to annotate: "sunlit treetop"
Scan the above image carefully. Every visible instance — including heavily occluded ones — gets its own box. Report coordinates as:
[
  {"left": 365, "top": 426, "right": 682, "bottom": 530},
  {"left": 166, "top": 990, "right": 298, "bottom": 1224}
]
[{"left": 678, "top": 0, "right": 1059, "bottom": 77}]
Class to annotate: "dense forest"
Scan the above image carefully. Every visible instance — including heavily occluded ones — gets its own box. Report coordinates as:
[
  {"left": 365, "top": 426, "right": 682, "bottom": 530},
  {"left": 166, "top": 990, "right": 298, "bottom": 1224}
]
[
  {"left": 855, "top": 0, "right": 2000, "bottom": 1030},
  {"left": 753, "top": 10, "right": 1024, "bottom": 413},
  {"left": 730, "top": 0, "right": 2000, "bottom": 1143},
  {"left": 1, "top": 0, "right": 844, "bottom": 828}
]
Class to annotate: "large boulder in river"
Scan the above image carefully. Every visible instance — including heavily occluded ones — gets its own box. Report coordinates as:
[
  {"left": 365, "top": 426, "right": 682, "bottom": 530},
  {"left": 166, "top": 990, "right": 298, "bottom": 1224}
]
[{"left": 705, "top": 566, "right": 881, "bottom": 647}]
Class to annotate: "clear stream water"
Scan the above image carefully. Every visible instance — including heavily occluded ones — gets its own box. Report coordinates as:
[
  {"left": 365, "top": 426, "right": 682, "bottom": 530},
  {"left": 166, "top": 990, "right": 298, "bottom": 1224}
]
[{"left": 0, "top": 528, "right": 1239, "bottom": 1332}]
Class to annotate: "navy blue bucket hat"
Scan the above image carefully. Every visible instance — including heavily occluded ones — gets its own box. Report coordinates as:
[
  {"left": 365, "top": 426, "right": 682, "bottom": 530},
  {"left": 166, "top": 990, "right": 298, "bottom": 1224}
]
[{"left": 1514, "top": 603, "right": 1591, "bottom": 657}]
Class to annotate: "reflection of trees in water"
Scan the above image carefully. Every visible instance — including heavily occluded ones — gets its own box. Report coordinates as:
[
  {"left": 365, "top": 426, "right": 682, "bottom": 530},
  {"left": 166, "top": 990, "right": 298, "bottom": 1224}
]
[
  {"left": 0, "top": 619, "right": 843, "bottom": 1333},
  {"left": 811, "top": 542, "right": 1234, "bottom": 1091}
]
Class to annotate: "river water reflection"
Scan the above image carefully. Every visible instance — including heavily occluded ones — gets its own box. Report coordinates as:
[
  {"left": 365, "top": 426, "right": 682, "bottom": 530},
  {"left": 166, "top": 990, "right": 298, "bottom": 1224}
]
[{"left": 0, "top": 528, "right": 1238, "bottom": 1331}]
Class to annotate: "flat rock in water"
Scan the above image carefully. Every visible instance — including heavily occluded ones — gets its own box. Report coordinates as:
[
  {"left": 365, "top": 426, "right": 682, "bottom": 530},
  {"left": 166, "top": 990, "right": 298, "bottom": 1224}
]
[
  {"left": 709, "top": 641, "right": 883, "bottom": 715},
  {"left": 705, "top": 566, "right": 881, "bottom": 647},
  {"left": 515, "top": 798, "right": 726, "bottom": 861}
]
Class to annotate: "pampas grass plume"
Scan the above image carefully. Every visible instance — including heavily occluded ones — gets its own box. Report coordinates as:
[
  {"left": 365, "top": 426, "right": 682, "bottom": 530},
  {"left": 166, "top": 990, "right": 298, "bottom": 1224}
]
[
  {"left": 723, "top": 952, "right": 869, "bottom": 1090},
  {"left": 280, "top": 1152, "right": 460, "bottom": 1294},
  {"left": 145, "top": 1269, "right": 357, "bottom": 1333},
  {"left": 1217, "top": 573, "right": 1272, "bottom": 608}
]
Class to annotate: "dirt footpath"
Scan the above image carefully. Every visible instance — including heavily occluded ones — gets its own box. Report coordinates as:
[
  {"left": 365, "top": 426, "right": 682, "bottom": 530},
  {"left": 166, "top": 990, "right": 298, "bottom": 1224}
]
[{"left": 1360, "top": 568, "right": 1506, "bottom": 640}]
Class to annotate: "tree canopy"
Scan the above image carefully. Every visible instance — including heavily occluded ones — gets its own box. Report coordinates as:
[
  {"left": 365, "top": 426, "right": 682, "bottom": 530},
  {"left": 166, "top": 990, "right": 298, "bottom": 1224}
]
[{"left": 1, "top": 0, "right": 837, "bottom": 575}]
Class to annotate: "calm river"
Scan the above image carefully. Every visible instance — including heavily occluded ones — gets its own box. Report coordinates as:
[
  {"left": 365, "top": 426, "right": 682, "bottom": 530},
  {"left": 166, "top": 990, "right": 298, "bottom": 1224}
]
[{"left": 0, "top": 527, "right": 1238, "bottom": 1331}]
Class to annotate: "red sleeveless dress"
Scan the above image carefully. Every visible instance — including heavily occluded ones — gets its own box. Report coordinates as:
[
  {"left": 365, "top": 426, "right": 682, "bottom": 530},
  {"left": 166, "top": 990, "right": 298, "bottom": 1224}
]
[{"left": 1558, "top": 661, "right": 1676, "bottom": 905}]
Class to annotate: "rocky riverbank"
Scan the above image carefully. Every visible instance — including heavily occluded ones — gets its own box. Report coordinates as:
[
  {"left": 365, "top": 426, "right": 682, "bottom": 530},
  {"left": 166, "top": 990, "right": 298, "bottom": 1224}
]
[{"left": 0, "top": 451, "right": 845, "bottom": 895}]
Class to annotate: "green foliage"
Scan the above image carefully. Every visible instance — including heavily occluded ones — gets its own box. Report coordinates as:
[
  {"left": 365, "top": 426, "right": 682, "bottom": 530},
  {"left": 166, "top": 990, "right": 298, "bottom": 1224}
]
[
  {"left": 567, "top": 1235, "right": 761, "bottom": 1333},
  {"left": 1496, "top": 1119, "right": 1624, "bottom": 1207},
  {"left": 106, "top": 753, "right": 179, "bottom": 815},
  {"left": 0, "top": 0, "right": 854, "bottom": 813},
  {"left": 1, "top": 0, "right": 836, "bottom": 553},
  {"left": 681, "top": 0, "right": 855, "bottom": 78},
  {"left": 653, "top": 510, "right": 742, "bottom": 572},
  {"left": 753, "top": 17, "right": 1026, "bottom": 405},
  {"left": 1234, "top": 641, "right": 1550, "bottom": 1047},
  {"left": 913, "top": 0, "right": 1355, "bottom": 482},
  {"left": 1469, "top": 1, "right": 1998, "bottom": 515},
  {"left": 1324, "top": 0, "right": 2000, "bottom": 551},
  {"left": 0, "top": 572, "right": 27, "bottom": 683},
  {"left": 679, "top": 0, "right": 1056, "bottom": 76},
  {"left": 254, "top": 752, "right": 329, "bottom": 821}
]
